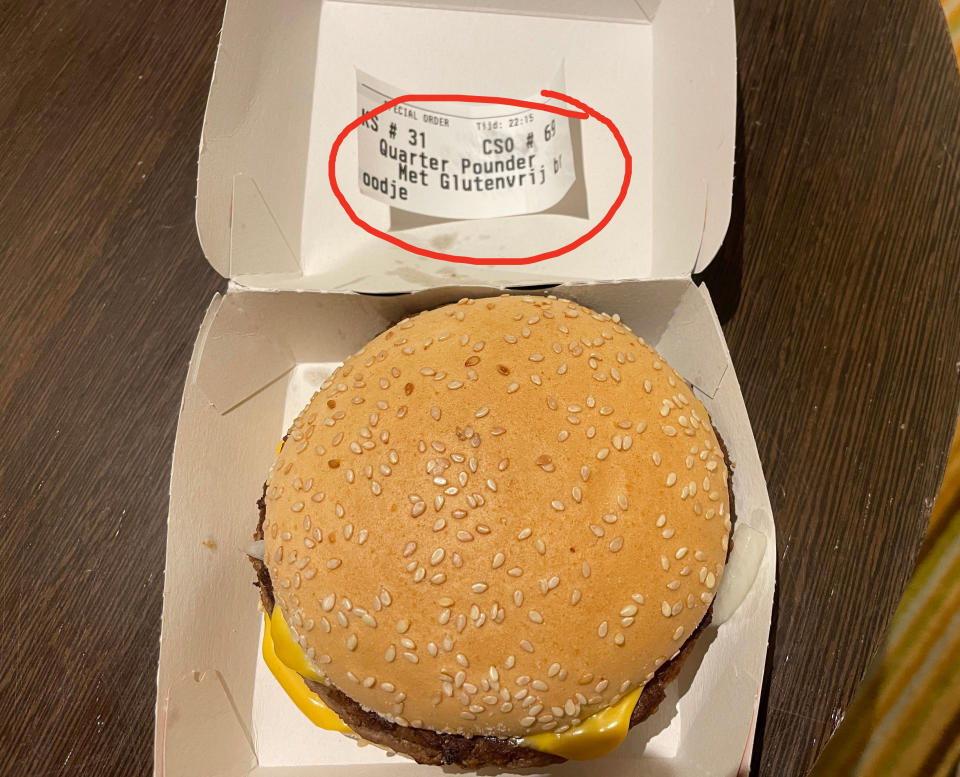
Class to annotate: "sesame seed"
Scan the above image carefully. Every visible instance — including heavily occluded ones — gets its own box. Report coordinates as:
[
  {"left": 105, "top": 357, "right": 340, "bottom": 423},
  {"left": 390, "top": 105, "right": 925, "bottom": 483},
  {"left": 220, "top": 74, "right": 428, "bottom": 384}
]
[
  {"left": 596, "top": 448, "right": 610, "bottom": 460},
  {"left": 661, "top": 601, "right": 672, "bottom": 617},
  {"left": 507, "top": 383, "right": 519, "bottom": 394},
  {"left": 346, "top": 634, "right": 358, "bottom": 651},
  {"left": 532, "top": 680, "right": 549, "bottom": 691},
  {"left": 528, "top": 610, "right": 544, "bottom": 624},
  {"left": 666, "top": 472, "right": 677, "bottom": 486},
  {"left": 706, "top": 572, "right": 717, "bottom": 589},
  {"left": 396, "top": 619, "right": 410, "bottom": 634},
  {"left": 472, "top": 582, "right": 489, "bottom": 593},
  {"left": 514, "top": 590, "right": 524, "bottom": 606},
  {"left": 326, "top": 559, "right": 342, "bottom": 569},
  {"left": 551, "top": 500, "right": 565, "bottom": 511},
  {"left": 403, "top": 652, "right": 419, "bottom": 663},
  {"left": 520, "top": 640, "right": 535, "bottom": 653},
  {"left": 597, "top": 621, "right": 608, "bottom": 637},
  {"left": 430, "top": 548, "right": 445, "bottom": 566},
  {"left": 676, "top": 547, "right": 689, "bottom": 560},
  {"left": 581, "top": 562, "right": 591, "bottom": 578},
  {"left": 457, "top": 531, "right": 473, "bottom": 542},
  {"left": 662, "top": 528, "right": 675, "bottom": 539},
  {"left": 673, "top": 626, "right": 684, "bottom": 641},
  {"left": 570, "top": 589, "right": 582, "bottom": 605}
]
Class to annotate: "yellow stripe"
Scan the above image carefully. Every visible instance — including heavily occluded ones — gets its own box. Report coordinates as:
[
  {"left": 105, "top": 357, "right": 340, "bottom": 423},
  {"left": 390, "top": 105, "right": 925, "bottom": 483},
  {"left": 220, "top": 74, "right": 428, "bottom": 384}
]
[
  {"left": 856, "top": 609, "right": 960, "bottom": 773},
  {"left": 930, "top": 735, "right": 960, "bottom": 777},
  {"left": 876, "top": 537, "right": 960, "bottom": 713},
  {"left": 886, "top": 516, "right": 960, "bottom": 647},
  {"left": 945, "top": 0, "right": 960, "bottom": 63}
]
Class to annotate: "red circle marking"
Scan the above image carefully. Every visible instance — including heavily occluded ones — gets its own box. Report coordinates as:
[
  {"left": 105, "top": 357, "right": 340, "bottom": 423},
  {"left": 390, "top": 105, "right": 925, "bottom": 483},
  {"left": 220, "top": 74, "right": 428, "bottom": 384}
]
[{"left": 328, "top": 90, "right": 631, "bottom": 266}]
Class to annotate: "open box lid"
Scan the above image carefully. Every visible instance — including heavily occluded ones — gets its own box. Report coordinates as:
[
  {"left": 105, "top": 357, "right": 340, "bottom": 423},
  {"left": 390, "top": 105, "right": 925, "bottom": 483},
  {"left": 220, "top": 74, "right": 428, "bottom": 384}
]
[{"left": 196, "top": 0, "right": 735, "bottom": 292}]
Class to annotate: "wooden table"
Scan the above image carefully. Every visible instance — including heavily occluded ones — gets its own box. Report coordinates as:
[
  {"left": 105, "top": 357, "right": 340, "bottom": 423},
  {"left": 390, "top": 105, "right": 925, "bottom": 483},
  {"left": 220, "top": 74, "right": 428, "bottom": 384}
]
[{"left": 2, "top": 2, "right": 958, "bottom": 775}]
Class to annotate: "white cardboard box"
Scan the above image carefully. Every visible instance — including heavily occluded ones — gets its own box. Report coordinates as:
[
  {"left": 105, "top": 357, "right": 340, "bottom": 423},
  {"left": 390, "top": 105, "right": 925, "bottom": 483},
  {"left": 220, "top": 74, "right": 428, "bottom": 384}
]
[{"left": 156, "top": 2, "right": 776, "bottom": 775}]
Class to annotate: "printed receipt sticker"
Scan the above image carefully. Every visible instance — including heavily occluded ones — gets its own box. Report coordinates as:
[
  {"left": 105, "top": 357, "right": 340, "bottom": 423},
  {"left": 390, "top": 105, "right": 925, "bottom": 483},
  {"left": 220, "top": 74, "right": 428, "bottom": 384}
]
[
  {"left": 355, "top": 72, "right": 577, "bottom": 220},
  {"left": 329, "top": 77, "right": 631, "bottom": 266}
]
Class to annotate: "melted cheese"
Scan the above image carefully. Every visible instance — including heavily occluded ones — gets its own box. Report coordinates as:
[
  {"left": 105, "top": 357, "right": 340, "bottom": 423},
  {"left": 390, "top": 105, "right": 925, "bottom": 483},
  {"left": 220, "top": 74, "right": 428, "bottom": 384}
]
[
  {"left": 519, "top": 686, "right": 644, "bottom": 760},
  {"left": 262, "top": 608, "right": 352, "bottom": 733},
  {"left": 263, "top": 585, "right": 642, "bottom": 758}
]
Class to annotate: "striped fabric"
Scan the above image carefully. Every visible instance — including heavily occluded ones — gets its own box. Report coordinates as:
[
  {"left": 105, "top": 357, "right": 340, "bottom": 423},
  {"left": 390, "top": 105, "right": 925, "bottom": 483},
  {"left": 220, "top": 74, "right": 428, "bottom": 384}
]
[{"left": 809, "top": 418, "right": 960, "bottom": 777}]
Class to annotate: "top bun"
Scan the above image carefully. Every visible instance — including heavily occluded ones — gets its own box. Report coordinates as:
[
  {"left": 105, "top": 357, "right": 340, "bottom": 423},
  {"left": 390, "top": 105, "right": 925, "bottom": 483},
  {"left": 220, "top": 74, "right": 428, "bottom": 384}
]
[{"left": 263, "top": 295, "right": 731, "bottom": 738}]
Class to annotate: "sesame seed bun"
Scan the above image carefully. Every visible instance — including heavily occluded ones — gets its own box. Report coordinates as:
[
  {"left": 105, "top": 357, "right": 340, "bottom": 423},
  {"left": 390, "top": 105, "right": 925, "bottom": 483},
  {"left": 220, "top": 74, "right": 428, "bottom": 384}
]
[{"left": 262, "top": 294, "right": 731, "bottom": 740}]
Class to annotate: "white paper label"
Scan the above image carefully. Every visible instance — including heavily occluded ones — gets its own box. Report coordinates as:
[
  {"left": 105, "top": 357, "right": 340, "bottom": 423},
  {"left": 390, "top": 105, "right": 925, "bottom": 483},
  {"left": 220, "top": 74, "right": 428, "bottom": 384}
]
[{"left": 356, "top": 72, "right": 576, "bottom": 220}]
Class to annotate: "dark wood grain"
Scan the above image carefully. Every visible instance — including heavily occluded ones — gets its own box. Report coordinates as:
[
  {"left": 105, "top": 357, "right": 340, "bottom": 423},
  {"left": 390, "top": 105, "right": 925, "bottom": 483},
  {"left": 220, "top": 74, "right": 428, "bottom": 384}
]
[
  {"left": 1, "top": 2, "right": 958, "bottom": 776},
  {"left": 697, "top": 2, "right": 960, "bottom": 775}
]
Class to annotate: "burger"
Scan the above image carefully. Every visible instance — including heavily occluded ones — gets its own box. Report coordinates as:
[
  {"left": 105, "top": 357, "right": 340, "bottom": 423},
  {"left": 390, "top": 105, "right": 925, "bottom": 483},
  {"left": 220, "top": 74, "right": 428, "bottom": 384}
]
[{"left": 249, "top": 294, "right": 732, "bottom": 767}]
